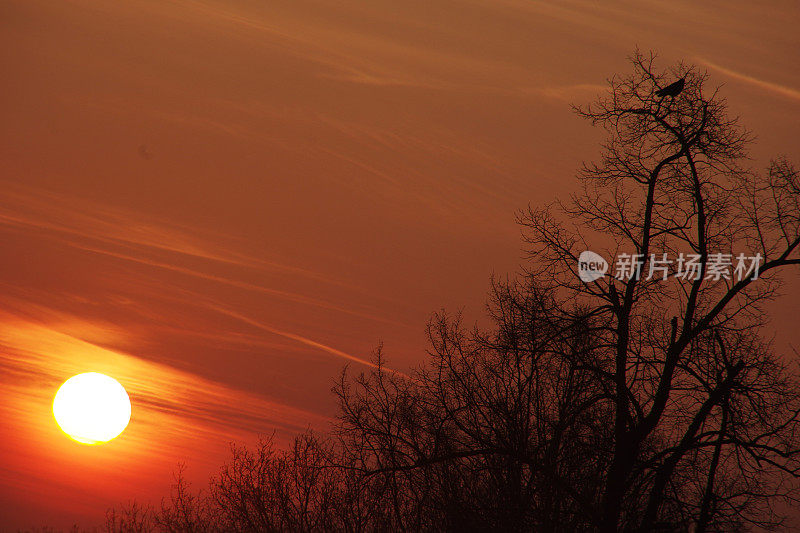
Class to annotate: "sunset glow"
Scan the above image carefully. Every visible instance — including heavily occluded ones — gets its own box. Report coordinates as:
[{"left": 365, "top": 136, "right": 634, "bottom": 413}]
[{"left": 2, "top": 0, "right": 799, "bottom": 529}]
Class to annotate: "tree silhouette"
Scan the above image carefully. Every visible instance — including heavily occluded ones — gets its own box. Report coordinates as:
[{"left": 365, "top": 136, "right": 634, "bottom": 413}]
[
  {"left": 105, "top": 51, "right": 800, "bottom": 532},
  {"left": 518, "top": 50, "right": 800, "bottom": 531},
  {"left": 333, "top": 285, "right": 613, "bottom": 531},
  {"left": 335, "top": 50, "right": 800, "bottom": 531}
]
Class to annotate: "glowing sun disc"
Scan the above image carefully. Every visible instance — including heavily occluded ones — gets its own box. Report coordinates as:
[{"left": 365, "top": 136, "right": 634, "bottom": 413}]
[{"left": 53, "top": 372, "right": 131, "bottom": 445}]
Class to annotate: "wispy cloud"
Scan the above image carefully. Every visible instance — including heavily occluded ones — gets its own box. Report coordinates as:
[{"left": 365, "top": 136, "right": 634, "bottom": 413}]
[
  {"left": 536, "top": 83, "right": 608, "bottom": 102},
  {"left": 70, "top": 242, "right": 403, "bottom": 327},
  {"left": 0, "top": 183, "right": 257, "bottom": 267},
  {"left": 698, "top": 57, "right": 800, "bottom": 102},
  {"left": 194, "top": 299, "right": 406, "bottom": 375},
  {"left": 0, "top": 182, "right": 405, "bottom": 327}
]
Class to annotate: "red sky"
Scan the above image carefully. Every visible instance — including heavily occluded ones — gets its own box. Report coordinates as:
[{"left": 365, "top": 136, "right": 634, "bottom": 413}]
[{"left": 1, "top": 0, "right": 799, "bottom": 529}]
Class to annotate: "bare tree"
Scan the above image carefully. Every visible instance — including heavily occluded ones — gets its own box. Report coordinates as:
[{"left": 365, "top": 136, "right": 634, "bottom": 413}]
[
  {"left": 155, "top": 464, "right": 214, "bottom": 533},
  {"left": 334, "top": 50, "right": 800, "bottom": 532},
  {"left": 334, "top": 284, "right": 613, "bottom": 531},
  {"left": 105, "top": 500, "right": 155, "bottom": 533},
  {"left": 106, "top": 432, "right": 379, "bottom": 533},
  {"left": 207, "top": 432, "right": 345, "bottom": 531},
  {"left": 518, "top": 50, "right": 800, "bottom": 531}
]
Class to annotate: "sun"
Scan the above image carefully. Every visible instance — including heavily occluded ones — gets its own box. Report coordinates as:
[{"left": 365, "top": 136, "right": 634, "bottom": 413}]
[{"left": 52, "top": 372, "right": 132, "bottom": 445}]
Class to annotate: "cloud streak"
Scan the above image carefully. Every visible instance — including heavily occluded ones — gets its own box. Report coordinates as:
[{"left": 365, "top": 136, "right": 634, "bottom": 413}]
[
  {"left": 198, "top": 300, "right": 406, "bottom": 375},
  {"left": 698, "top": 57, "right": 800, "bottom": 102}
]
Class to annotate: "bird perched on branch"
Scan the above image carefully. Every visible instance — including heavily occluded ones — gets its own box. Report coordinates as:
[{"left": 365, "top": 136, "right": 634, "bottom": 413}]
[{"left": 655, "top": 77, "right": 685, "bottom": 98}]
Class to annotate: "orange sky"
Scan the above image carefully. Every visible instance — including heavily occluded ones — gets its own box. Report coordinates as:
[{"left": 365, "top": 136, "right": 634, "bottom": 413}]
[{"left": 2, "top": 0, "right": 799, "bottom": 529}]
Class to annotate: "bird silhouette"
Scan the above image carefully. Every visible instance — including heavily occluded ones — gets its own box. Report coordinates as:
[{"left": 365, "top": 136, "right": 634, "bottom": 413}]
[{"left": 655, "top": 77, "right": 685, "bottom": 98}]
